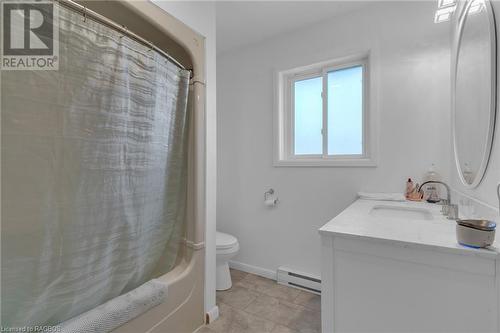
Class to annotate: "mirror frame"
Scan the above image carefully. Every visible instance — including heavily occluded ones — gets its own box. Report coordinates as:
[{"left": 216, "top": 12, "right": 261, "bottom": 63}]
[{"left": 451, "top": 0, "right": 497, "bottom": 189}]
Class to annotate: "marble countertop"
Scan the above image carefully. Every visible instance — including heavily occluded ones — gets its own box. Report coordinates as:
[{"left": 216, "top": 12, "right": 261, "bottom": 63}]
[{"left": 319, "top": 199, "right": 500, "bottom": 259}]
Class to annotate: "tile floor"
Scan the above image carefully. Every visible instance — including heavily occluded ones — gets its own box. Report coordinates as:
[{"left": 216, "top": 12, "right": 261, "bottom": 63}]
[{"left": 199, "top": 269, "right": 321, "bottom": 333}]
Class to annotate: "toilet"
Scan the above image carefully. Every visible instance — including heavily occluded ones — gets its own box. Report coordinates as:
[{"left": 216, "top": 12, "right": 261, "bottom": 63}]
[{"left": 216, "top": 231, "right": 239, "bottom": 290}]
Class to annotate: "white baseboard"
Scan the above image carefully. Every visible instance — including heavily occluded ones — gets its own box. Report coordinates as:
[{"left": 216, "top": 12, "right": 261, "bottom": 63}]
[
  {"left": 228, "top": 260, "right": 277, "bottom": 280},
  {"left": 205, "top": 305, "right": 219, "bottom": 324}
]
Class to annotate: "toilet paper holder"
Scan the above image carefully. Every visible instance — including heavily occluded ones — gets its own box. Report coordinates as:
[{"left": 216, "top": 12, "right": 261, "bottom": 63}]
[{"left": 264, "top": 188, "right": 278, "bottom": 206}]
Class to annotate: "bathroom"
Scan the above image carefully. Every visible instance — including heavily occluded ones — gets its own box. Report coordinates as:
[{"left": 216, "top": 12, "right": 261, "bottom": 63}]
[{"left": 1, "top": 0, "right": 499, "bottom": 332}]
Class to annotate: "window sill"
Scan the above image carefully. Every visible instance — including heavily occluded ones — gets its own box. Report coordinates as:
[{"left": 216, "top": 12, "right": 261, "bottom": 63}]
[{"left": 273, "top": 158, "right": 377, "bottom": 168}]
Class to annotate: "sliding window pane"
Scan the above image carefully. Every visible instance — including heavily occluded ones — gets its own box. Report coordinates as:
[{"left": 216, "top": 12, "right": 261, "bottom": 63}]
[
  {"left": 327, "top": 66, "right": 363, "bottom": 155},
  {"left": 294, "top": 76, "right": 323, "bottom": 155}
]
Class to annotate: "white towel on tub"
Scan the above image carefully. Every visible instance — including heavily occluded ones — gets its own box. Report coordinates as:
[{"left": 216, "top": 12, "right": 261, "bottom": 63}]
[{"left": 57, "top": 279, "right": 167, "bottom": 333}]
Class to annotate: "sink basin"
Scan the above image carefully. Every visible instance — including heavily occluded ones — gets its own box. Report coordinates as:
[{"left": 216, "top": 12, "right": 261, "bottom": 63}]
[{"left": 370, "top": 205, "right": 433, "bottom": 220}]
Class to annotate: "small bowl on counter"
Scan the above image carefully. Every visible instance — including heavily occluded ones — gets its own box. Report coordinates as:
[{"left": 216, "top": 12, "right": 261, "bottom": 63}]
[{"left": 456, "top": 219, "right": 496, "bottom": 248}]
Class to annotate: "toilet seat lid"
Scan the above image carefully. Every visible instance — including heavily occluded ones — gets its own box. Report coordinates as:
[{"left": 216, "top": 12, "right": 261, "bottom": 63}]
[{"left": 216, "top": 231, "right": 238, "bottom": 249}]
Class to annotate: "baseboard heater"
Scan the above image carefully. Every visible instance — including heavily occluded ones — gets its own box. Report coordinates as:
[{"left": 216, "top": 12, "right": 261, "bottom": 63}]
[{"left": 277, "top": 266, "right": 321, "bottom": 295}]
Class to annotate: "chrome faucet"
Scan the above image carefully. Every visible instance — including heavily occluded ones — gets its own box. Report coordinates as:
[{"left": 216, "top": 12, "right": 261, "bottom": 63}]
[{"left": 418, "top": 181, "right": 458, "bottom": 220}]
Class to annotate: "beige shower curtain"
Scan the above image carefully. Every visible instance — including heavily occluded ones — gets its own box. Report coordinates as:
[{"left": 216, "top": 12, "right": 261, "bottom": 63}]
[{"left": 1, "top": 4, "right": 190, "bottom": 328}]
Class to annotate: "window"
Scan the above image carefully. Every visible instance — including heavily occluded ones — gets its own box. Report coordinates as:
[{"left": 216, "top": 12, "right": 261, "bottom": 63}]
[{"left": 275, "top": 54, "right": 376, "bottom": 167}]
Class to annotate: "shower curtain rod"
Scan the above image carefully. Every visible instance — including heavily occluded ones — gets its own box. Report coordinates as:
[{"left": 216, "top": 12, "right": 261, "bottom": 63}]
[{"left": 56, "top": 0, "right": 189, "bottom": 71}]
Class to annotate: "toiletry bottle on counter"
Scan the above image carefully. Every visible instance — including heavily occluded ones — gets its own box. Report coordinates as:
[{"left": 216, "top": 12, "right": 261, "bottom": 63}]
[
  {"left": 423, "top": 164, "right": 441, "bottom": 203},
  {"left": 405, "top": 178, "right": 414, "bottom": 199}
]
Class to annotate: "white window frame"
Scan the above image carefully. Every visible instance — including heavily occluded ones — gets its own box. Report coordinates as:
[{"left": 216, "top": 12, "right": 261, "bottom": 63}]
[{"left": 274, "top": 52, "right": 377, "bottom": 167}]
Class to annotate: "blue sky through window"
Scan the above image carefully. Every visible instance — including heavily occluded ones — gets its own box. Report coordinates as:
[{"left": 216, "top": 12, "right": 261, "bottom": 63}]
[
  {"left": 327, "top": 66, "right": 363, "bottom": 155},
  {"left": 293, "top": 65, "right": 363, "bottom": 156},
  {"left": 294, "top": 76, "right": 322, "bottom": 155}
]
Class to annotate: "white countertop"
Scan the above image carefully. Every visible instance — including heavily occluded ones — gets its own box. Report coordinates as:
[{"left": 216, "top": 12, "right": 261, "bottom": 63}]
[{"left": 319, "top": 199, "right": 500, "bottom": 259}]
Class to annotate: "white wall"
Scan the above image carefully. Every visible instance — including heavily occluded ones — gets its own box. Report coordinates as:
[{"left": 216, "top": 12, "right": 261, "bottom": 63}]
[
  {"left": 217, "top": 1, "right": 451, "bottom": 278},
  {"left": 151, "top": 0, "right": 217, "bottom": 315},
  {"left": 450, "top": 1, "right": 500, "bottom": 217}
]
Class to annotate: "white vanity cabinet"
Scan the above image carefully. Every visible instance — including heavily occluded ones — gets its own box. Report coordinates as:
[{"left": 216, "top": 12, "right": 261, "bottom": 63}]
[{"left": 320, "top": 199, "right": 500, "bottom": 333}]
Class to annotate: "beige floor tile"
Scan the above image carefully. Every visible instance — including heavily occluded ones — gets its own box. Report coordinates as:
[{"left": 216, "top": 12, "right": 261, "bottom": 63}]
[
  {"left": 266, "top": 284, "right": 301, "bottom": 302},
  {"left": 213, "top": 272, "right": 321, "bottom": 333},
  {"left": 237, "top": 274, "right": 300, "bottom": 302},
  {"left": 229, "top": 310, "right": 276, "bottom": 333},
  {"left": 196, "top": 326, "right": 217, "bottom": 333},
  {"left": 271, "top": 325, "right": 300, "bottom": 333},
  {"left": 287, "top": 305, "right": 321, "bottom": 333},
  {"left": 244, "top": 294, "right": 304, "bottom": 327},
  {"left": 293, "top": 291, "right": 321, "bottom": 312},
  {"left": 291, "top": 328, "right": 319, "bottom": 333},
  {"left": 208, "top": 303, "right": 234, "bottom": 332},
  {"left": 217, "top": 285, "right": 260, "bottom": 310},
  {"left": 235, "top": 272, "right": 273, "bottom": 291},
  {"left": 230, "top": 269, "right": 248, "bottom": 284},
  {"left": 209, "top": 302, "right": 275, "bottom": 333}
]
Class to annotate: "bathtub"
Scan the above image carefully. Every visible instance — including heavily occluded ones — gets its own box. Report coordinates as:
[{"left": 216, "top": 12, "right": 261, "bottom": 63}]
[{"left": 112, "top": 246, "right": 205, "bottom": 333}]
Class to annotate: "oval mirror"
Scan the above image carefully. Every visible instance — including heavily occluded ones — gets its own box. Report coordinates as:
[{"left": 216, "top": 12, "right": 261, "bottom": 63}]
[{"left": 452, "top": 0, "right": 497, "bottom": 188}]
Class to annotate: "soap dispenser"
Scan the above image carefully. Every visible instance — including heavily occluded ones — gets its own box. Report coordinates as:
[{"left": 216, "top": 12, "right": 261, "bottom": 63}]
[{"left": 423, "top": 164, "right": 441, "bottom": 203}]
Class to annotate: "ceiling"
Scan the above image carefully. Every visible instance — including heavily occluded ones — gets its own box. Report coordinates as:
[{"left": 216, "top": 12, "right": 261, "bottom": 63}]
[{"left": 216, "top": 1, "right": 370, "bottom": 54}]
